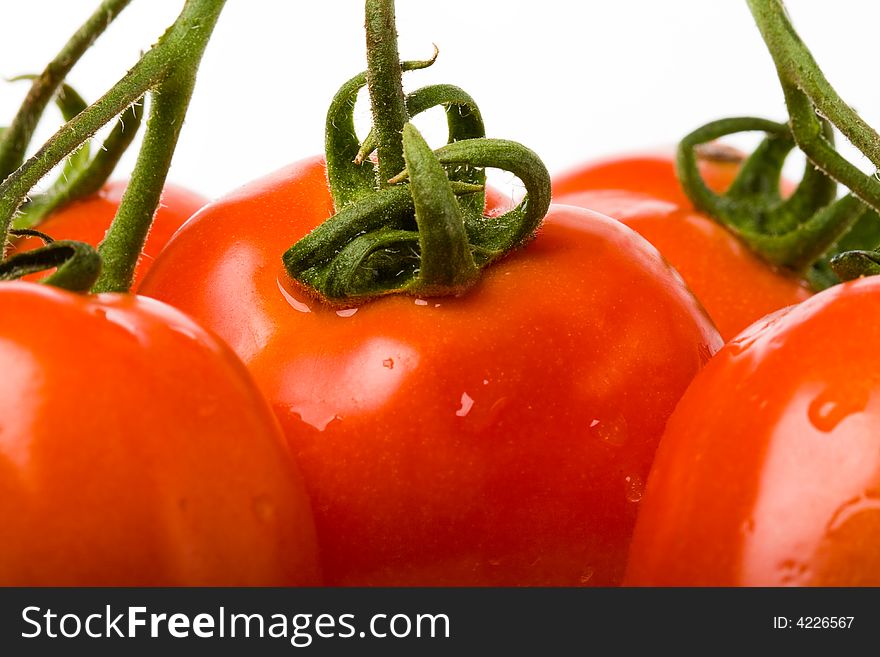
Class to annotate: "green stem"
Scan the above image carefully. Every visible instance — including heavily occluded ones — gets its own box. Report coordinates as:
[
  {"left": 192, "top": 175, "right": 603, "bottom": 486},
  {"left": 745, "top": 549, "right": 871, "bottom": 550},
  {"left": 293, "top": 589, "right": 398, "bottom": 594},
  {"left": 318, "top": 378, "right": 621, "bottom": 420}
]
[
  {"left": 365, "top": 0, "right": 409, "bottom": 185},
  {"left": 325, "top": 54, "right": 437, "bottom": 210},
  {"left": 14, "top": 99, "right": 143, "bottom": 229},
  {"left": 0, "top": 0, "right": 132, "bottom": 180},
  {"left": 92, "top": 76, "right": 196, "bottom": 293},
  {"left": 0, "top": 0, "right": 226, "bottom": 286},
  {"left": 747, "top": 0, "right": 880, "bottom": 209},
  {"left": 0, "top": 237, "right": 101, "bottom": 293},
  {"left": 94, "top": 0, "right": 225, "bottom": 293}
]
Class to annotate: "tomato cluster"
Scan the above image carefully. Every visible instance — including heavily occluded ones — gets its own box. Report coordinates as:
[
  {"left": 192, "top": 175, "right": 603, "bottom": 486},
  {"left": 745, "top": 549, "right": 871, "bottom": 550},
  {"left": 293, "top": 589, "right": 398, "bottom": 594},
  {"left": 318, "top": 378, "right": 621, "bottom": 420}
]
[{"left": 5, "top": 1, "right": 879, "bottom": 589}]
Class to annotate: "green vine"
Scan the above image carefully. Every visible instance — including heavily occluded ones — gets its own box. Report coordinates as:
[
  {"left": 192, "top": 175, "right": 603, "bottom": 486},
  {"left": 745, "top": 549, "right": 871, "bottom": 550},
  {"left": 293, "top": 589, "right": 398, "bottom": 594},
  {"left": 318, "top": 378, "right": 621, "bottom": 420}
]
[{"left": 0, "top": 0, "right": 226, "bottom": 293}]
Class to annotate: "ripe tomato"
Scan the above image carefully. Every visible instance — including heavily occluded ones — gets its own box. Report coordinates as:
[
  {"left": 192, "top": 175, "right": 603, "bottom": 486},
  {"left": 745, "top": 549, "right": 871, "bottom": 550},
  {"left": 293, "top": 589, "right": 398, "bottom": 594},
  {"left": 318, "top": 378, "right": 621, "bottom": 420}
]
[
  {"left": 552, "top": 152, "right": 811, "bottom": 340},
  {"left": 13, "top": 181, "right": 206, "bottom": 289},
  {"left": 552, "top": 147, "right": 741, "bottom": 208},
  {"left": 141, "top": 156, "right": 721, "bottom": 586},
  {"left": 625, "top": 277, "right": 880, "bottom": 586},
  {"left": 0, "top": 282, "right": 319, "bottom": 586}
]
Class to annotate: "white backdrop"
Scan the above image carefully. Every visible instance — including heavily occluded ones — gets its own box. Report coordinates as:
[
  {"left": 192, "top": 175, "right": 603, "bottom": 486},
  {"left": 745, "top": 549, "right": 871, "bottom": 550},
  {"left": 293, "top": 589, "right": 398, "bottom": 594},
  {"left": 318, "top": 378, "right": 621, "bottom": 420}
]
[{"left": 3, "top": 1, "right": 880, "bottom": 199}]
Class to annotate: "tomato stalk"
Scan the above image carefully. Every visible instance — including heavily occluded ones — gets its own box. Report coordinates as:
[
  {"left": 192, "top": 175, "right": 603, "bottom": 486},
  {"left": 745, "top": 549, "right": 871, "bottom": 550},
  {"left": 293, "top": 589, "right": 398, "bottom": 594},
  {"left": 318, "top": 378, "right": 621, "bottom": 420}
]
[
  {"left": 0, "top": 0, "right": 133, "bottom": 181},
  {"left": 747, "top": 0, "right": 880, "bottom": 205},
  {"left": 365, "top": 0, "right": 408, "bottom": 186},
  {"left": 13, "top": 93, "right": 144, "bottom": 230},
  {"left": 283, "top": 0, "right": 551, "bottom": 306},
  {"left": 746, "top": 0, "right": 880, "bottom": 283},
  {"left": 0, "top": 0, "right": 226, "bottom": 293}
]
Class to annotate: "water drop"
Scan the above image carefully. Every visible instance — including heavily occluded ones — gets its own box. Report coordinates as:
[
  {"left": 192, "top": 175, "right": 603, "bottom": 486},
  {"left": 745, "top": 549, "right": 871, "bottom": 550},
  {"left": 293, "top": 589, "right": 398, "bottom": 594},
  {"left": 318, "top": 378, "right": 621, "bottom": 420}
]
[
  {"left": 825, "top": 493, "right": 880, "bottom": 535},
  {"left": 456, "top": 392, "right": 475, "bottom": 417},
  {"left": 277, "top": 279, "right": 311, "bottom": 313},
  {"left": 807, "top": 386, "right": 868, "bottom": 433},
  {"left": 624, "top": 474, "right": 644, "bottom": 503},
  {"left": 593, "top": 413, "right": 628, "bottom": 447}
]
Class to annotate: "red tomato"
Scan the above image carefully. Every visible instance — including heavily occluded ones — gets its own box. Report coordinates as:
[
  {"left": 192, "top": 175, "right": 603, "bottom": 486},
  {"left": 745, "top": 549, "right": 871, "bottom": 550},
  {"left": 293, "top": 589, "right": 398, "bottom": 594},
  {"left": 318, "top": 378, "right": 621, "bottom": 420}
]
[
  {"left": 141, "top": 156, "right": 721, "bottom": 586},
  {"left": 552, "top": 153, "right": 811, "bottom": 340},
  {"left": 552, "top": 147, "right": 741, "bottom": 208},
  {"left": 625, "top": 277, "right": 880, "bottom": 586},
  {"left": 14, "top": 181, "right": 206, "bottom": 289},
  {"left": 0, "top": 282, "right": 320, "bottom": 586},
  {"left": 555, "top": 190, "right": 811, "bottom": 340}
]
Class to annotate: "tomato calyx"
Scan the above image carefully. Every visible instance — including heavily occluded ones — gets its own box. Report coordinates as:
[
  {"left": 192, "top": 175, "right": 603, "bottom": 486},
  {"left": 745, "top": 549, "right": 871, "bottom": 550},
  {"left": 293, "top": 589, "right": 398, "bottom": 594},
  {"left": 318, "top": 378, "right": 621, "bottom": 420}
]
[
  {"left": 678, "top": 1, "right": 880, "bottom": 289},
  {"left": 676, "top": 116, "right": 876, "bottom": 288},
  {"left": 281, "top": 0, "right": 551, "bottom": 307}
]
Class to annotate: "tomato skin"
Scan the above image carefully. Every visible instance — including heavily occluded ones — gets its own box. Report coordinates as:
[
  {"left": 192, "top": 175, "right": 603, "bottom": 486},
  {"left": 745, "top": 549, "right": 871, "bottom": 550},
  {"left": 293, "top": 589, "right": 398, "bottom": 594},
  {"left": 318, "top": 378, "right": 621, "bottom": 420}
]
[
  {"left": 552, "top": 149, "right": 740, "bottom": 208},
  {"left": 552, "top": 154, "right": 811, "bottom": 340},
  {"left": 14, "top": 181, "right": 206, "bottom": 288},
  {"left": 141, "top": 157, "right": 721, "bottom": 586},
  {"left": 554, "top": 189, "right": 812, "bottom": 341},
  {"left": 0, "top": 282, "right": 320, "bottom": 586},
  {"left": 625, "top": 277, "right": 880, "bottom": 586}
]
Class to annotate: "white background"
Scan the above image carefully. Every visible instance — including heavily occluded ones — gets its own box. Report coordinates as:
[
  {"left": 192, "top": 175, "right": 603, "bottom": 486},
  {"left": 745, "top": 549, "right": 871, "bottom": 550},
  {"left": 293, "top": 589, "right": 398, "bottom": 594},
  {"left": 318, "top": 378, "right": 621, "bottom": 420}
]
[{"left": 3, "top": 1, "right": 880, "bottom": 200}]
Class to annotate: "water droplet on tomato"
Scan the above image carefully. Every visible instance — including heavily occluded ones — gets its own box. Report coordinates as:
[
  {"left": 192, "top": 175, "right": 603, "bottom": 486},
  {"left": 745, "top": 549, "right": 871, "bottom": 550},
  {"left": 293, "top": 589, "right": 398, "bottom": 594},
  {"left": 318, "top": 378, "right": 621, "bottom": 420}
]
[
  {"left": 277, "top": 278, "right": 311, "bottom": 313},
  {"left": 825, "top": 493, "right": 880, "bottom": 535},
  {"left": 456, "top": 392, "right": 474, "bottom": 417},
  {"left": 592, "top": 413, "right": 628, "bottom": 446},
  {"left": 807, "top": 386, "right": 869, "bottom": 433},
  {"left": 624, "top": 474, "right": 644, "bottom": 503}
]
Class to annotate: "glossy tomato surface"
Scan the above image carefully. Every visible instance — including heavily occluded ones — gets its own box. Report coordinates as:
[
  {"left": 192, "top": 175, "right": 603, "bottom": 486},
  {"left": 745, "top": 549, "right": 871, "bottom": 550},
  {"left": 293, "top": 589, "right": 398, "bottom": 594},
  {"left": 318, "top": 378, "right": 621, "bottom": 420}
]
[
  {"left": 552, "top": 148, "right": 741, "bottom": 208},
  {"left": 554, "top": 190, "right": 811, "bottom": 340},
  {"left": 625, "top": 277, "right": 880, "bottom": 586},
  {"left": 14, "top": 181, "right": 206, "bottom": 288},
  {"left": 0, "top": 282, "right": 319, "bottom": 586},
  {"left": 552, "top": 152, "right": 811, "bottom": 340},
  {"left": 141, "top": 157, "right": 721, "bottom": 586}
]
